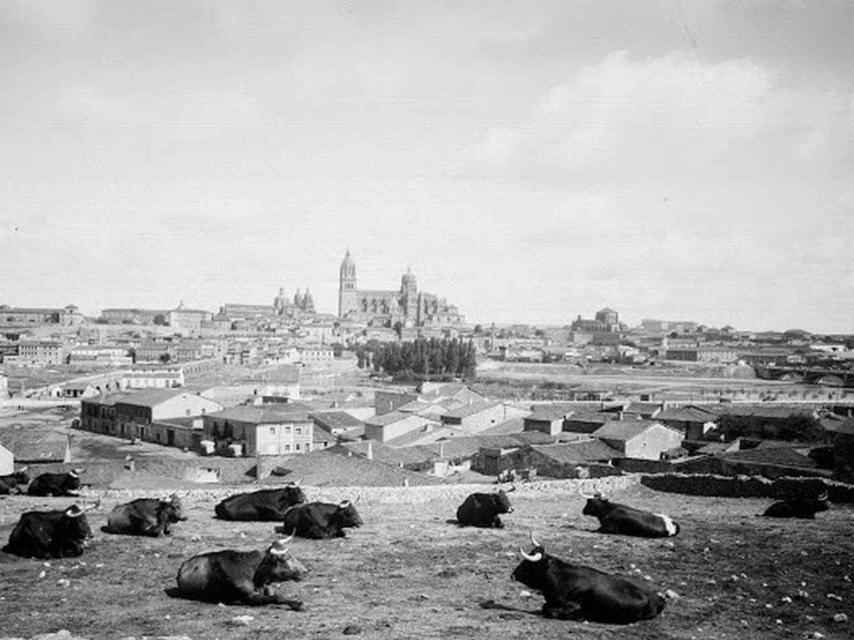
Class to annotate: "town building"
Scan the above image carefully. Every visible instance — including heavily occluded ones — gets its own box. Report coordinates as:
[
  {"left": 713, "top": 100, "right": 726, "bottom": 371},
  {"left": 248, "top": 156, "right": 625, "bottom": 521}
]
[
  {"left": 99, "top": 308, "right": 168, "bottom": 325},
  {"left": 80, "top": 389, "right": 223, "bottom": 441},
  {"left": 202, "top": 405, "right": 314, "bottom": 456},
  {"left": 168, "top": 302, "right": 213, "bottom": 336},
  {"left": 4, "top": 340, "right": 67, "bottom": 366},
  {"left": 592, "top": 420, "right": 684, "bottom": 460},
  {"left": 337, "top": 250, "right": 465, "bottom": 327},
  {"left": 0, "top": 304, "right": 83, "bottom": 327}
]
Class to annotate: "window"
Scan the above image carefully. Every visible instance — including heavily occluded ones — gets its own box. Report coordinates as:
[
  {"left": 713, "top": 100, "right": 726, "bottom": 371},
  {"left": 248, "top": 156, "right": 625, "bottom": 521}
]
[
  {"left": 295, "top": 443, "right": 300, "bottom": 451},
  {"left": 270, "top": 426, "right": 276, "bottom": 434},
  {"left": 295, "top": 427, "right": 302, "bottom": 435},
  {"left": 284, "top": 444, "right": 290, "bottom": 452}
]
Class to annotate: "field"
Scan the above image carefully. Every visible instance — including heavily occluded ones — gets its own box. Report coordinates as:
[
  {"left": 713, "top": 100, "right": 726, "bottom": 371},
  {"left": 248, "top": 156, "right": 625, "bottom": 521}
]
[{"left": 1, "top": 482, "right": 852, "bottom": 640}]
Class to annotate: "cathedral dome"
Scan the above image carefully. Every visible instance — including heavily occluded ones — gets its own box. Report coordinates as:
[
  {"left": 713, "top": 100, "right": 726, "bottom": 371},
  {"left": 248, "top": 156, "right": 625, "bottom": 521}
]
[{"left": 401, "top": 267, "right": 417, "bottom": 291}]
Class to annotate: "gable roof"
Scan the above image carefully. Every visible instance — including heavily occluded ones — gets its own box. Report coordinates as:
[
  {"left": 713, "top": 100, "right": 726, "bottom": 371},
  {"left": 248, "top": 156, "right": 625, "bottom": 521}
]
[
  {"left": 364, "top": 410, "right": 433, "bottom": 427},
  {"left": 530, "top": 439, "right": 624, "bottom": 463},
  {"left": 592, "top": 419, "right": 680, "bottom": 442},
  {"left": 208, "top": 405, "right": 312, "bottom": 424},
  {"left": 309, "top": 411, "right": 364, "bottom": 430},
  {"left": 440, "top": 401, "right": 501, "bottom": 420},
  {"left": 527, "top": 404, "right": 574, "bottom": 422},
  {"left": 656, "top": 405, "right": 720, "bottom": 423}
]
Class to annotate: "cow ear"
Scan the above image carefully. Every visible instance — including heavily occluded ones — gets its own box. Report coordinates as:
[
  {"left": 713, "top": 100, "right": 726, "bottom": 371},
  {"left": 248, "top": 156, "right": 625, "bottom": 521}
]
[{"left": 339, "top": 500, "right": 352, "bottom": 508}]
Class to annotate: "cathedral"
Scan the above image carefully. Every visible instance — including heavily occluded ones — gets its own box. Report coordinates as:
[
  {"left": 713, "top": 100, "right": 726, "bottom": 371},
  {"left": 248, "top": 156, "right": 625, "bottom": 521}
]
[{"left": 337, "top": 250, "right": 465, "bottom": 327}]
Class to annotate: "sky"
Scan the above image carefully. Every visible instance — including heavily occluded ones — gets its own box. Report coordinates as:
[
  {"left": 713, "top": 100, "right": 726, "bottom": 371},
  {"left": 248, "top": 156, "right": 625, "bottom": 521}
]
[{"left": 1, "top": 1, "right": 852, "bottom": 333}]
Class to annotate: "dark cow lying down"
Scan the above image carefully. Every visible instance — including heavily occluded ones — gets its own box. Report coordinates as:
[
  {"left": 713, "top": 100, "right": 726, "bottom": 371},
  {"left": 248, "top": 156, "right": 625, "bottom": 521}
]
[
  {"left": 175, "top": 537, "right": 306, "bottom": 609},
  {"left": 215, "top": 485, "right": 306, "bottom": 521},
  {"left": 27, "top": 470, "right": 85, "bottom": 497},
  {"left": 0, "top": 467, "right": 30, "bottom": 495},
  {"left": 512, "top": 534, "right": 666, "bottom": 624},
  {"left": 763, "top": 493, "right": 830, "bottom": 519},
  {"left": 456, "top": 490, "right": 513, "bottom": 528},
  {"left": 3, "top": 502, "right": 96, "bottom": 559},
  {"left": 278, "top": 500, "right": 363, "bottom": 539},
  {"left": 580, "top": 490, "right": 679, "bottom": 538},
  {"left": 103, "top": 494, "right": 187, "bottom": 536}
]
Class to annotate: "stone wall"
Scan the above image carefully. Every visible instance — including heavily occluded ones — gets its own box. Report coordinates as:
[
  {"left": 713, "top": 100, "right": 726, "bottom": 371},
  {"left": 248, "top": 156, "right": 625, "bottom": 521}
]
[{"left": 641, "top": 473, "right": 854, "bottom": 503}]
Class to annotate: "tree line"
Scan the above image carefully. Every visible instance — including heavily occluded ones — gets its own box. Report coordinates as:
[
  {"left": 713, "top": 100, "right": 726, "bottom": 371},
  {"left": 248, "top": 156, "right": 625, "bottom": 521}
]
[{"left": 356, "top": 337, "right": 477, "bottom": 381}]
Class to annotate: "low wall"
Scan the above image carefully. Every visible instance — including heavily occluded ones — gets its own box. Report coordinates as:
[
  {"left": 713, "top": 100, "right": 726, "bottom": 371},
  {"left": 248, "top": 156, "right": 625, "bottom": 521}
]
[
  {"left": 641, "top": 473, "right": 854, "bottom": 503},
  {"left": 79, "top": 474, "right": 643, "bottom": 505}
]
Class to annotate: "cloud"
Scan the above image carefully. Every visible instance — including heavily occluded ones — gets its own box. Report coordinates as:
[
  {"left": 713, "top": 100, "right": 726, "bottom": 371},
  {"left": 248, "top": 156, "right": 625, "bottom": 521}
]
[{"left": 467, "top": 49, "right": 853, "bottom": 185}]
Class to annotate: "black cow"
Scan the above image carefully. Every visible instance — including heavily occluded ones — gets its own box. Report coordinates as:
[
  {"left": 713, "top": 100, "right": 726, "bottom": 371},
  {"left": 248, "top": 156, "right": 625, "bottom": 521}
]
[
  {"left": 278, "top": 500, "right": 363, "bottom": 539},
  {"left": 215, "top": 485, "right": 306, "bottom": 521},
  {"left": 3, "top": 504, "right": 95, "bottom": 559},
  {"left": 456, "top": 490, "right": 513, "bottom": 528},
  {"left": 27, "top": 469, "right": 84, "bottom": 497},
  {"left": 512, "top": 534, "right": 666, "bottom": 624},
  {"left": 763, "top": 494, "right": 830, "bottom": 519},
  {"left": 175, "top": 538, "right": 306, "bottom": 609},
  {"left": 580, "top": 491, "right": 679, "bottom": 538},
  {"left": 103, "top": 494, "right": 187, "bottom": 536},
  {"left": 0, "top": 467, "right": 30, "bottom": 495}
]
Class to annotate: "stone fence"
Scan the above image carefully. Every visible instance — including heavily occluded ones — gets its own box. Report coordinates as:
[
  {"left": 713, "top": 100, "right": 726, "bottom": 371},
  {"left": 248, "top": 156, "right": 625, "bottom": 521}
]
[
  {"left": 641, "top": 473, "right": 854, "bottom": 503},
  {"left": 79, "top": 474, "right": 642, "bottom": 506}
]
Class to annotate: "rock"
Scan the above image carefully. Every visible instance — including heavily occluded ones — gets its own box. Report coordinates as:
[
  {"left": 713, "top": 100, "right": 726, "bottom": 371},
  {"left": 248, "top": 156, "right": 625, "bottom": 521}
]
[
  {"left": 832, "top": 613, "right": 848, "bottom": 623},
  {"left": 781, "top": 596, "right": 792, "bottom": 603},
  {"left": 810, "top": 632, "right": 825, "bottom": 639},
  {"left": 664, "top": 589, "right": 680, "bottom": 600},
  {"left": 32, "top": 632, "right": 85, "bottom": 640},
  {"left": 229, "top": 615, "right": 254, "bottom": 626},
  {"left": 56, "top": 579, "right": 71, "bottom": 588},
  {"left": 827, "top": 593, "right": 843, "bottom": 601},
  {"left": 519, "top": 590, "right": 533, "bottom": 598},
  {"left": 342, "top": 625, "right": 362, "bottom": 635}
]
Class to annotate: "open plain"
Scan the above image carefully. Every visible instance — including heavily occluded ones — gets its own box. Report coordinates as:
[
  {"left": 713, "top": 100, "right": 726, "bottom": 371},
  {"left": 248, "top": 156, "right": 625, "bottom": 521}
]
[{"left": 1, "top": 482, "right": 852, "bottom": 640}]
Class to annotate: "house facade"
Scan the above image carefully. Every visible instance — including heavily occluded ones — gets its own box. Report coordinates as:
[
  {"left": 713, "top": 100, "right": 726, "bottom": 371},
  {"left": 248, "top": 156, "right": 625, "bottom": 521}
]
[
  {"left": 203, "top": 406, "right": 314, "bottom": 456},
  {"left": 592, "top": 420, "right": 684, "bottom": 460}
]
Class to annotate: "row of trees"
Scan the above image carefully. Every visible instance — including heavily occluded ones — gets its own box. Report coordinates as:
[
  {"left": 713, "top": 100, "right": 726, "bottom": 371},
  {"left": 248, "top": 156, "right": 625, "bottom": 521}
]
[{"left": 356, "top": 337, "right": 477, "bottom": 381}]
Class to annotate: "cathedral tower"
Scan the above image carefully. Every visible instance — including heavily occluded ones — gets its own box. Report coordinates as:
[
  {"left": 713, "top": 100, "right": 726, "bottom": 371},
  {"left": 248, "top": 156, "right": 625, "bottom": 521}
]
[{"left": 338, "top": 250, "right": 358, "bottom": 317}]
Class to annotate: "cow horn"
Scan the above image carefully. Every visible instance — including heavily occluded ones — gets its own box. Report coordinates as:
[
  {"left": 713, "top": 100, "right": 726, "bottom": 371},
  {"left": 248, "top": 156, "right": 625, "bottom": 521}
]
[
  {"left": 340, "top": 499, "right": 352, "bottom": 508},
  {"left": 817, "top": 492, "right": 829, "bottom": 501},
  {"left": 83, "top": 497, "right": 101, "bottom": 512},
  {"left": 578, "top": 486, "right": 595, "bottom": 499},
  {"left": 529, "top": 531, "right": 541, "bottom": 548},
  {"left": 269, "top": 535, "right": 295, "bottom": 555},
  {"left": 65, "top": 505, "right": 85, "bottom": 518},
  {"left": 519, "top": 547, "right": 543, "bottom": 563},
  {"left": 354, "top": 494, "right": 361, "bottom": 504},
  {"left": 18, "top": 465, "right": 29, "bottom": 472}
]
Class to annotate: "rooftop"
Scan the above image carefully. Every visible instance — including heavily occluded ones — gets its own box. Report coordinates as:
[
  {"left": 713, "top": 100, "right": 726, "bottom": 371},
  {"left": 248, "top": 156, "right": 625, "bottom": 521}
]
[{"left": 592, "top": 419, "right": 678, "bottom": 441}]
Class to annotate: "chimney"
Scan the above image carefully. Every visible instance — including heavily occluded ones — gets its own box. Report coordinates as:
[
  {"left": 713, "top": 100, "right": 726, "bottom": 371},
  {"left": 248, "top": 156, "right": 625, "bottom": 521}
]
[
  {"left": 438, "top": 442, "right": 445, "bottom": 458},
  {"left": 366, "top": 441, "right": 373, "bottom": 460}
]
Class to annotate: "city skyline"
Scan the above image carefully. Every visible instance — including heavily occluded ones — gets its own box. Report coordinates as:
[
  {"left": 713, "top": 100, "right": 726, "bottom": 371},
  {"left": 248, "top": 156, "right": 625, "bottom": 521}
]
[{"left": 2, "top": 2, "right": 852, "bottom": 333}]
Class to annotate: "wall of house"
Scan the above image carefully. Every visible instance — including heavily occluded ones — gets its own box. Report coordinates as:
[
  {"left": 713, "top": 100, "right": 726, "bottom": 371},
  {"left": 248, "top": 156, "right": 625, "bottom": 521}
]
[
  {"left": 0, "top": 445, "right": 13, "bottom": 475},
  {"left": 151, "top": 394, "right": 222, "bottom": 421},
  {"left": 459, "top": 404, "right": 529, "bottom": 432},
  {"left": 624, "top": 426, "right": 684, "bottom": 460},
  {"left": 364, "top": 415, "right": 435, "bottom": 443}
]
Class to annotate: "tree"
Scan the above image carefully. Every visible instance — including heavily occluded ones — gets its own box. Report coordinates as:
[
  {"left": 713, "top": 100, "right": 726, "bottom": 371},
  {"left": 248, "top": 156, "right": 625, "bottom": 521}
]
[{"left": 159, "top": 353, "right": 172, "bottom": 364}]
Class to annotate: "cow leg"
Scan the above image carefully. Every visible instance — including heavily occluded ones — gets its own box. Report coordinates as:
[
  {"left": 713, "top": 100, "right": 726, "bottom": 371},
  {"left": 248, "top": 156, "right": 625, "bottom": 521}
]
[
  {"left": 492, "top": 516, "right": 504, "bottom": 529},
  {"left": 542, "top": 601, "right": 584, "bottom": 620}
]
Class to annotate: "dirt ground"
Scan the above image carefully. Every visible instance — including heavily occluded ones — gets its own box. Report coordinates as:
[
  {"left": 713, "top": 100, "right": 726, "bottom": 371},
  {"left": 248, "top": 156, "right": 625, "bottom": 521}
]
[{"left": 0, "top": 483, "right": 852, "bottom": 640}]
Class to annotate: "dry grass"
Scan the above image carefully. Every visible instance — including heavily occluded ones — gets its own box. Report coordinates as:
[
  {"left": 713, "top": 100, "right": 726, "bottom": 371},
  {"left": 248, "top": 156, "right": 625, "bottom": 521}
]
[{"left": 1, "top": 483, "right": 852, "bottom": 640}]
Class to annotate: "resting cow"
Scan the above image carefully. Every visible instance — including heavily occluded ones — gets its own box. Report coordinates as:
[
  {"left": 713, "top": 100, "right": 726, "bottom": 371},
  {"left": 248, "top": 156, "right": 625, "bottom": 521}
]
[
  {"left": 175, "top": 538, "right": 306, "bottom": 609},
  {"left": 0, "top": 467, "right": 30, "bottom": 495},
  {"left": 763, "top": 493, "right": 830, "bottom": 519},
  {"left": 456, "top": 490, "right": 513, "bottom": 528},
  {"left": 580, "top": 490, "right": 679, "bottom": 538},
  {"left": 27, "top": 469, "right": 85, "bottom": 497},
  {"left": 512, "top": 534, "right": 666, "bottom": 624},
  {"left": 215, "top": 485, "right": 306, "bottom": 521},
  {"left": 103, "top": 494, "right": 187, "bottom": 536},
  {"left": 278, "top": 499, "right": 362, "bottom": 539},
  {"left": 3, "top": 503, "right": 96, "bottom": 559}
]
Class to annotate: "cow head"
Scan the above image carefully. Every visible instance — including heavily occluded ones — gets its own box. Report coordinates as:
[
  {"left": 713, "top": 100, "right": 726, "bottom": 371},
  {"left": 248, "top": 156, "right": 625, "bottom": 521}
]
[
  {"left": 12, "top": 466, "right": 30, "bottom": 484},
  {"left": 512, "top": 533, "right": 549, "bottom": 591},
  {"left": 58, "top": 505, "right": 94, "bottom": 555},
  {"left": 335, "top": 499, "right": 363, "bottom": 528},
  {"left": 808, "top": 493, "right": 831, "bottom": 513},
  {"left": 281, "top": 484, "right": 307, "bottom": 506},
  {"left": 255, "top": 537, "right": 308, "bottom": 585},
  {"left": 579, "top": 488, "right": 609, "bottom": 517},
  {"left": 160, "top": 494, "right": 188, "bottom": 522},
  {"left": 65, "top": 469, "right": 85, "bottom": 491},
  {"left": 494, "top": 490, "right": 513, "bottom": 514}
]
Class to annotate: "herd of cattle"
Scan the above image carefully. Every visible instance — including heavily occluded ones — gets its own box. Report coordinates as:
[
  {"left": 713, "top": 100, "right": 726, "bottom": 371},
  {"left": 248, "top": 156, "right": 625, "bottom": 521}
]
[{"left": 0, "top": 466, "right": 834, "bottom": 626}]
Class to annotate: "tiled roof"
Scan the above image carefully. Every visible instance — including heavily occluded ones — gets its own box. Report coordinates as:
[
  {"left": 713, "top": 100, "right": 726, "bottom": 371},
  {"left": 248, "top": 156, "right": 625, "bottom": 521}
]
[
  {"left": 527, "top": 404, "right": 574, "bottom": 421},
  {"left": 593, "top": 419, "right": 677, "bottom": 441},
  {"left": 440, "top": 401, "right": 500, "bottom": 419},
  {"left": 530, "top": 439, "right": 624, "bottom": 463},
  {"left": 657, "top": 405, "right": 720, "bottom": 422},
  {"left": 208, "top": 405, "right": 312, "bottom": 424},
  {"left": 271, "top": 449, "right": 445, "bottom": 487},
  {"left": 364, "top": 411, "right": 427, "bottom": 427},
  {"left": 310, "top": 411, "right": 363, "bottom": 430},
  {"left": 720, "top": 446, "right": 819, "bottom": 469},
  {"left": 241, "top": 364, "right": 301, "bottom": 384}
]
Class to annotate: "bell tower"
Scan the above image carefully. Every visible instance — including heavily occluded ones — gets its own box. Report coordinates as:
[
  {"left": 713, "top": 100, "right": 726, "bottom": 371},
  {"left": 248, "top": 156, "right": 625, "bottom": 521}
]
[{"left": 338, "top": 249, "right": 358, "bottom": 317}]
